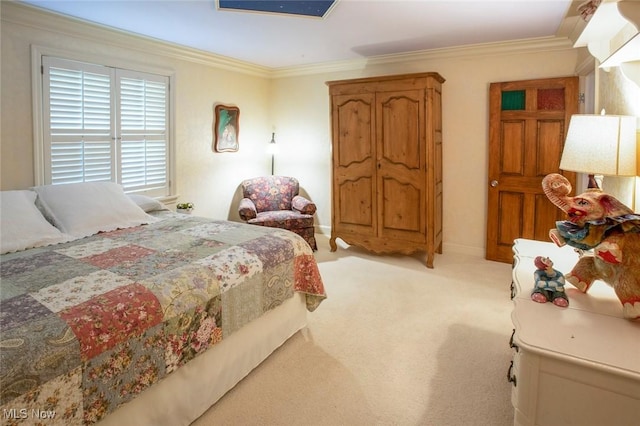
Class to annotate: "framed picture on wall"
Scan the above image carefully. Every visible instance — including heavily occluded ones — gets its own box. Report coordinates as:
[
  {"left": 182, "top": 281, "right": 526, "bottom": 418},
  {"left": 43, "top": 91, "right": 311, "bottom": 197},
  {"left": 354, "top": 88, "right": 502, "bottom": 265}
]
[{"left": 213, "top": 104, "right": 240, "bottom": 152}]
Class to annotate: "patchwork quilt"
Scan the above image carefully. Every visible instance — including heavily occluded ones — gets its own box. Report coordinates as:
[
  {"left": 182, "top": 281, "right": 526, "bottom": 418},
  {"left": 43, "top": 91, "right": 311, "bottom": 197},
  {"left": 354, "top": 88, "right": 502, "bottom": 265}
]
[{"left": 0, "top": 212, "right": 326, "bottom": 424}]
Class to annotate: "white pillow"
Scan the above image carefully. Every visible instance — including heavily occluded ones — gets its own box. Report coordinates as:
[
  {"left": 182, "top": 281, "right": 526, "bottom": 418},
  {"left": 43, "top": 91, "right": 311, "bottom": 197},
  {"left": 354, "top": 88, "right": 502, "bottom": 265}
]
[
  {"left": 127, "top": 194, "right": 168, "bottom": 213},
  {"left": 1, "top": 190, "right": 72, "bottom": 254},
  {"left": 32, "top": 182, "right": 158, "bottom": 238}
]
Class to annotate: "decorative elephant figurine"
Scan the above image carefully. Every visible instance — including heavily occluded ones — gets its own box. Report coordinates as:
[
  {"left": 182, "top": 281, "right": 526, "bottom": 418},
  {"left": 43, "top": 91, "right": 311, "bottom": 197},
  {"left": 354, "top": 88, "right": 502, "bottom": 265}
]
[{"left": 542, "top": 173, "right": 640, "bottom": 320}]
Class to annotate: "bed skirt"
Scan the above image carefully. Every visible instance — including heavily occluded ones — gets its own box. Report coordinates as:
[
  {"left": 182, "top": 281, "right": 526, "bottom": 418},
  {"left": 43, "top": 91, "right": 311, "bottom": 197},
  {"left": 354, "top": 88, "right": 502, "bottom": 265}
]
[{"left": 97, "top": 292, "right": 307, "bottom": 425}]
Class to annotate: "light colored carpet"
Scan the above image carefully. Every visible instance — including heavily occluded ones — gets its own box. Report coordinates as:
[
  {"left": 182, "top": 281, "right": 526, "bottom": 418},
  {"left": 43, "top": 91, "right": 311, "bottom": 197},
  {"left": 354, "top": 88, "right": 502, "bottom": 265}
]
[{"left": 193, "top": 235, "right": 515, "bottom": 426}]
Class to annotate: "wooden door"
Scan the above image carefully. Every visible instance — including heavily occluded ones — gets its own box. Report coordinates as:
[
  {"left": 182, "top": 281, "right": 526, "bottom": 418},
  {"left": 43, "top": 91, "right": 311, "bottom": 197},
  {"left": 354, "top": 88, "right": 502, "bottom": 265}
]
[
  {"left": 376, "top": 89, "right": 426, "bottom": 244},
  {"left": 330, "top": 93, "right": 377, "bottom": 240},
  {"left": 486, "top": 77, "right": 578, "bottom": 263}
]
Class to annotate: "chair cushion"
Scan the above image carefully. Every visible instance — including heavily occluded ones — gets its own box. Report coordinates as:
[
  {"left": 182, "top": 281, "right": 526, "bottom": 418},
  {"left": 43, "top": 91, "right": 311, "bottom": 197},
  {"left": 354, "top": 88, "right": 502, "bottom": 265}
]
[
  {"left": 242, "top": 176, "right": 299, "bottom": 213},
  {"left": 247, "top": 210, "right": 314, "bottom": 229}
]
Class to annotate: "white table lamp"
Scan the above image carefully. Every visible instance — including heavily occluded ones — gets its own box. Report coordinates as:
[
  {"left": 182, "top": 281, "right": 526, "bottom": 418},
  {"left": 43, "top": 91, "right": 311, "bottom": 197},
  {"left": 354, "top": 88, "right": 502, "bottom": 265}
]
[{"left": 560, "top": 112, "right": 637, "bottom": 189}]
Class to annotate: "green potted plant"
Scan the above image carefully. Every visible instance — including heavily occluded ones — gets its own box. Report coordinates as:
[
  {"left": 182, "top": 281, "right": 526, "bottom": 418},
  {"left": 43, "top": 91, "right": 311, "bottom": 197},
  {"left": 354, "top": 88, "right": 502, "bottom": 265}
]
[{"left": 176, "top": 202, "right": 194, "bottom": 214}]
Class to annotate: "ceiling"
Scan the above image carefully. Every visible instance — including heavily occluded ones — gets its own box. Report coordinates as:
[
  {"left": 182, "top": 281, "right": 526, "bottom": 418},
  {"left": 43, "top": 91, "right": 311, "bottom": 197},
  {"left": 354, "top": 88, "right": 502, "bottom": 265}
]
[{"left": 18, "top": 0, "right": 578, "bottom": 69}]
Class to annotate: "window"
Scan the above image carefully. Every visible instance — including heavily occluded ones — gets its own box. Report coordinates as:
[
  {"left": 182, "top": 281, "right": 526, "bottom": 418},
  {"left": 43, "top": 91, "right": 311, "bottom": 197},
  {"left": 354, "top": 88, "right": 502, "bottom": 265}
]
[{"left": 40, "top": 56, "right": 171, "bottom": 197}]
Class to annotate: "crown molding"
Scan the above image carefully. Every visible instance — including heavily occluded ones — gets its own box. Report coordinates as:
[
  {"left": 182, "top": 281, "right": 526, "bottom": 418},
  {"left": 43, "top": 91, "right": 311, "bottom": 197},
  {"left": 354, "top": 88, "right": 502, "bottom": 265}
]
[
  {"left": 369, "top": 36, "right": 574, "bottom": 63},
  {"left": 2, "top": 1, "right": 270, "bottom": 78},
  {"left": 4, "top": 1, "right": 575, "bottom": 80},
  {"left": 270, "top": 36, "right": 575, "bottom": 78}
]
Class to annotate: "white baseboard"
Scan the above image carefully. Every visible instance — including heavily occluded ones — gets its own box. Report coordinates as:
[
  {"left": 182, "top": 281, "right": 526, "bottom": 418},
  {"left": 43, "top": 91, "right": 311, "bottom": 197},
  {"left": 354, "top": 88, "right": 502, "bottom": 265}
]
[
  {"left": 314, "top": 226, "right": 485, "bottom": 258},
  {"left": 441, "top": 242, "right": 484, "bottom": 258},
  {"left": 314, "top": 224, "right": 331, "bottom": 236}
]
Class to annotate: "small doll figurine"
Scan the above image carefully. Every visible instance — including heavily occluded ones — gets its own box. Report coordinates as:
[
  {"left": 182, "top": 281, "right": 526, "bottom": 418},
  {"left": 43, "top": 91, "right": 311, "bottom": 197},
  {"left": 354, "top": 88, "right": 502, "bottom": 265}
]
[{"left": 531, "top": 256, "right": 569, "bottom": 307}]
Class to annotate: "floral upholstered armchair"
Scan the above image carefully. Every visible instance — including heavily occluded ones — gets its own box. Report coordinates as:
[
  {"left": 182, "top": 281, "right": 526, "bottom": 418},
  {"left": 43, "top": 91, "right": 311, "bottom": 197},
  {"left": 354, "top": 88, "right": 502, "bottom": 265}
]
[{"left": 238, "top": 176, "right": 317, "bottom": 250}]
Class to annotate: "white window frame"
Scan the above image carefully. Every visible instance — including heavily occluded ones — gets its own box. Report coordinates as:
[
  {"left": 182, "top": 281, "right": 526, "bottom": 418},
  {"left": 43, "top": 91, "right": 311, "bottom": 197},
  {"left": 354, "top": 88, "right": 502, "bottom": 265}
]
[{"left": 31, "top": 45, "right": 177, "bottom": 201}]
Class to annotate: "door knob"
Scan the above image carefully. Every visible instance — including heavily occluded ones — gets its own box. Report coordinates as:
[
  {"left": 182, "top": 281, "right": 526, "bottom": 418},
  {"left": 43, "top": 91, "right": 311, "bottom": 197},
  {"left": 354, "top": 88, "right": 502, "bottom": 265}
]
[{"left": 490, "top": 180, "right": 499, "bottom": 187}]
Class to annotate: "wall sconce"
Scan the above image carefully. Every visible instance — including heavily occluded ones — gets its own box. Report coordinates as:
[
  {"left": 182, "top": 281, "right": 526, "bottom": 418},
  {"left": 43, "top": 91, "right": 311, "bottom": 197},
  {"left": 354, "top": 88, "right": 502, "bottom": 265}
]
[
  {"left": 560, "top": 111, "right": 637, "bottom": 189},
  {"left": 267, "top": 132, "right": 277, "bottom": 175}
]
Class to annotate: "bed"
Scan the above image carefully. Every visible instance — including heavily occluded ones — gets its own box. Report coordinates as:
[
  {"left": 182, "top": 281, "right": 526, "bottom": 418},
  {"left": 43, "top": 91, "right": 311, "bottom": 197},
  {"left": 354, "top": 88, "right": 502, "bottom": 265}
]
[{"left": 0, "top": 183, "right": 326, "bottom": 425}]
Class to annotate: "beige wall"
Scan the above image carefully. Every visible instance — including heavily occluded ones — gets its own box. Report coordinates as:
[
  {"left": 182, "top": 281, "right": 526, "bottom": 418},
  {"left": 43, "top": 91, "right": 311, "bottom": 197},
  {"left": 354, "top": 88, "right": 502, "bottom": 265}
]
[
  {"left": 270, "top": 47, "right": 580, "bottom": 255},
  {"left": 1, "top": 2, "right": 273, "bottom": 223},
  {"left": 2, "top": 2, "right": 583, "bottom": 257}
]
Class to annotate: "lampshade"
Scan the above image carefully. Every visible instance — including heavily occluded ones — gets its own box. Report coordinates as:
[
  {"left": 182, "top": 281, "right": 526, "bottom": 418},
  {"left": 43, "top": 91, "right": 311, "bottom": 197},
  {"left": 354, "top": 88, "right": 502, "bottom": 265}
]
[{"left": 560, "top": 114, "right": 637, "bottom": 177}]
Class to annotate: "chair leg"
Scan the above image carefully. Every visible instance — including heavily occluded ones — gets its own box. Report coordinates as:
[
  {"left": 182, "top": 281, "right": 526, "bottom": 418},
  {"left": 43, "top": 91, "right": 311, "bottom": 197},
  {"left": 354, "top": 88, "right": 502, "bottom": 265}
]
[{"left": 308, "top": 235, "right": 317, "bottom": 251}]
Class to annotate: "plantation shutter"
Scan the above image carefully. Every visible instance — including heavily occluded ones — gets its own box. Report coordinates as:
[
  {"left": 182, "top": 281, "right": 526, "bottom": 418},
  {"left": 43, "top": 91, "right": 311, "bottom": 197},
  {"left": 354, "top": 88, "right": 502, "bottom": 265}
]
[
  {"left": 117, "top": 70, "right": 168, "bottom": 193},
  {"left": 42, "top": 57, "right": 170, "bottom": 196},
  {"left": 43, "top": 57, "right": 115, "bottom": 184}
]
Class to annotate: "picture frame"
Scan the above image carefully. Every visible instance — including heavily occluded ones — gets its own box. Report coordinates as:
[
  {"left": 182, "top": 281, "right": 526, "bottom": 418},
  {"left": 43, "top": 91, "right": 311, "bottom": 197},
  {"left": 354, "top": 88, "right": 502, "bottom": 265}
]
[{"left": 213, "top": 104, "right": 240, "bottom": 152}]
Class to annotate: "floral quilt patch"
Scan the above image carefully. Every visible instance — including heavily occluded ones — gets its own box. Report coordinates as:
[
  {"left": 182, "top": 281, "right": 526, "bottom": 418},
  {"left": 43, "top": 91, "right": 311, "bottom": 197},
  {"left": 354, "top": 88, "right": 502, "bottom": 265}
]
[{"left": 0, "top": 213, "right": 326, "bottom": 424}]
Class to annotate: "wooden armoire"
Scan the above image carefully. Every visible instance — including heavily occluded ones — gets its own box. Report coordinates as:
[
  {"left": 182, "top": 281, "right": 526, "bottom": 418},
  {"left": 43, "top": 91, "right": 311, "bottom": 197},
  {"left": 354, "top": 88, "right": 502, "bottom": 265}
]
[{"left": 326, "top": 72, "right": 445, "bottom": 268}]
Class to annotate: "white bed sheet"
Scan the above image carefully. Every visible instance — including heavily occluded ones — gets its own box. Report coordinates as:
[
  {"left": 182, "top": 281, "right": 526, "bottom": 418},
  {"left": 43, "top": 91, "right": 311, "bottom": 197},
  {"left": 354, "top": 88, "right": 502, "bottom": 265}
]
[{"left": 97, "top": 292, "right": 307, "bottom": 426}]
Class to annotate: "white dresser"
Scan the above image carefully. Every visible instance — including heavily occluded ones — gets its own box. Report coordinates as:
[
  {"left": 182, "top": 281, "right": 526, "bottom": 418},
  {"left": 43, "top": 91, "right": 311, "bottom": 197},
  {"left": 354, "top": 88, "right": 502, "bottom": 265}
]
[{"left": 510, "top": 238, "right": 640, "bottom": 426}]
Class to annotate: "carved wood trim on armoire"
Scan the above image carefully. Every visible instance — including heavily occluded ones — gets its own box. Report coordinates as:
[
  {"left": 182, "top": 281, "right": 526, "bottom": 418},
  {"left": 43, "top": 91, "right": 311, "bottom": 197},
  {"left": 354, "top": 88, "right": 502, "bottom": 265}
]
[{"left": 326, "top": 72, "right": 445, "bottom": 268}]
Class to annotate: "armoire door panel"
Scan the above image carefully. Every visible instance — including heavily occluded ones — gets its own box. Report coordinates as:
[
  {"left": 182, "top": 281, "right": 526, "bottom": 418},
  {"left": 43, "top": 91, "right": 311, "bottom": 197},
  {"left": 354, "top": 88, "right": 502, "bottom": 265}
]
[
  {"left": 378, "top": 90, "right": 423, "bottom": 170},
  {"left": 380, "top": 177, "right": 423, "bottom": 235},
  {"left": 337, "top": 177, "right": 375, "bottom": 229},
  {"left": 334, "top": 94, "right": 375, "bottom": 167}
]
